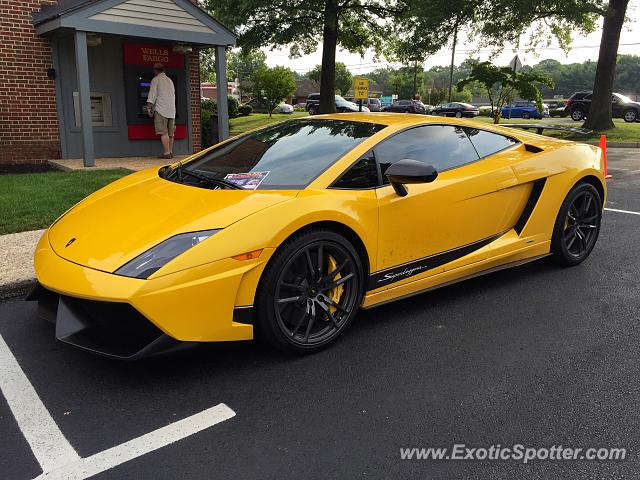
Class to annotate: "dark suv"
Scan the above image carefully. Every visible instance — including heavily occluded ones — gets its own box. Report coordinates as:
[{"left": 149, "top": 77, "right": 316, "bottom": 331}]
[{"left": 566, "top": 91, "right": 640, "bottom": 123}]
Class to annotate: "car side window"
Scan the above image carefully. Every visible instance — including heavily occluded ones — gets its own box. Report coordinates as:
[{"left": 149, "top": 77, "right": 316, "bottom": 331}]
[
  {"left": 331, "top": 151, "right": 380, "bottom": 189},
  {"left": 464, "top": 128, "right": 519, "bottom": 158},
  {"left": 374, "top": 125, "right": 480, "bottom": 184}
]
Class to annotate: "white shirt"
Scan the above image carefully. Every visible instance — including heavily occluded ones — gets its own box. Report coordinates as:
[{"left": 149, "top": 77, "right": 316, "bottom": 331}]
[{"left": 147, "top": 72, "right": 176, "bottom": 119}]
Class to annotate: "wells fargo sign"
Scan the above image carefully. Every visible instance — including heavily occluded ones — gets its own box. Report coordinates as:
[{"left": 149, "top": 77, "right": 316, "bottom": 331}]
[{"left": 123, "top": 43, "right": 185, "bottom": 68}]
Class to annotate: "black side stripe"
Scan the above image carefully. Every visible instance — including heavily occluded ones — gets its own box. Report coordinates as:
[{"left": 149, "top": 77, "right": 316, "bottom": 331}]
[
  {"left": 514, "top": 178, "right": 546, "bottom": 234},
  {"left": 367, "top": 231, "right": 504, "bottom": 291}
]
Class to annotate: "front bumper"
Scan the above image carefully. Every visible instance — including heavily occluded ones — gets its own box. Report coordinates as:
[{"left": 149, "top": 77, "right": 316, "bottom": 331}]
[
  {"left": 32, "top": 231, "right": 272, "bottom": 357},
  {"left": 27, "top": 284, "right": 190, "bottom": 360}
]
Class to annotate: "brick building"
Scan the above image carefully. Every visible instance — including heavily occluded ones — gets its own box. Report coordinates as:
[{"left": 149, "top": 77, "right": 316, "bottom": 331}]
[{"left": 0, "top": 0, "right": 235, "bottom": 166}]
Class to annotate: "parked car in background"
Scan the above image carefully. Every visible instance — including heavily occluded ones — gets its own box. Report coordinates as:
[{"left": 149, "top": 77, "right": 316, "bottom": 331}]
[
  {"left": 245, "top": 99, "right": 294, "bottom": 115},
  {"left": 432, "top": 102, "right": 479, "bottom": 118},
  {"left": 501, "top": 101, "right": 547, "bottom": 119},
  {"left": 565, "top": 91, "right": 640, "bottom": 122},
  {"left": 345, "top": 97, "right": 381, "bottom": 111},
  {"left": 306, "top": 94, "right": 370, "bottom": 114},
  {"left": 549, "top": 102, "right": 568, "bottom": 117},
  {"left": 274, "top": 103, "right": 294, "bottom": 114},
  {"left": 382, "top": 99, "right": 427, "bottom": 114},
  {"left": 363, "top": 98, "right": 381, "bottom": 112}
]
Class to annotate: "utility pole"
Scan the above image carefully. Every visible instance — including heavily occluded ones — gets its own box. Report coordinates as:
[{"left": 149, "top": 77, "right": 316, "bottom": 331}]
[
  {"left": 412, "top": 60, "right": 418, "bottom": 99},
  {"left": 448, "top": 15, "right": 459, "bottom": 103}
]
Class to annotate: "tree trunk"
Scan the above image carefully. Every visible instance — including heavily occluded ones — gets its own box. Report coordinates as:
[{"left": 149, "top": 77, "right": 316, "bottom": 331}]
[
  {"left": 319, "top": 0, "right": 339, "bottom": 114},
  {"left": 447, "top": 15, "right": 459, "bottom": 103},
  {"left": 583, "top": 0, "right": 629, "bottom": 131}
]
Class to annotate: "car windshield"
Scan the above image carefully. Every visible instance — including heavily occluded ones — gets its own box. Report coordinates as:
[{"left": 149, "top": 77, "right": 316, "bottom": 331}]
[{"left": 180, "top": 119, "right": 385, "bottom": 190}]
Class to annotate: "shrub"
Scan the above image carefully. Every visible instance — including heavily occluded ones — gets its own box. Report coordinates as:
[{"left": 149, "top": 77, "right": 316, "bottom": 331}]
[
  {"left": 227, "top": 96, "right": 239, "bottom": 119},
  {"left": 238, "top": 104, "right": 253, "bottom": 116},
  {"left": 200, "top": 97, "right": 241, "bottom": 148}
]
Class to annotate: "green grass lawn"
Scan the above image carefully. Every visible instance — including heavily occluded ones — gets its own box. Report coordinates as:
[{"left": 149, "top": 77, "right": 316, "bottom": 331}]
[
  {"left": 470, "top": 116, "right": 640, "bottom": 142},
  {"left": 229, "top": 111, "right": 308, "bottom": 135},
  {"left": 0, "top": 169, "right": 132, "bottom": 235}
]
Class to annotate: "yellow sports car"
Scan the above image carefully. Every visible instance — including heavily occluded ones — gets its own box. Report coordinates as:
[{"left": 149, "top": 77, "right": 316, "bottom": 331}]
[{"left": 29, "top": 114, "right": 606, "bottom": 358}]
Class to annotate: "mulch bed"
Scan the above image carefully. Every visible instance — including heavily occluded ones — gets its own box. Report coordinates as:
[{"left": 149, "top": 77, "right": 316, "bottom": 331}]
[{"left": 0, "top": 163, "right": 61, "bottom": 175}]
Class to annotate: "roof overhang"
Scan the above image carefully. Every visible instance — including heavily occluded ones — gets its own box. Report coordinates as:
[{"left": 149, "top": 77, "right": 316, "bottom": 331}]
[{"left": 33, "top": 0, "right": 236, "bottom": 47}]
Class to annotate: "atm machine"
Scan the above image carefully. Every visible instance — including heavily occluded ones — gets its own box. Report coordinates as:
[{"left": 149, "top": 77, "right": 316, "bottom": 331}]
[{"left": 123, "top": 43, "right": 188, "bottom": 140}]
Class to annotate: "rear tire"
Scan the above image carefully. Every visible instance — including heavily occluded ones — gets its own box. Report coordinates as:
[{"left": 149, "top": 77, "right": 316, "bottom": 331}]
[
  {"left": 623, "top": 109, "right": 638, "bottom": 123},
  {"left": 254, "top": 229, "right": 364, "bottom": 354},
  {"left": 550, "top": 182, "right": 602, "bottom": 267},
  {"left": 570, "top": 108, "right": 585, "bottom": 122},
  {"left": 522, "top": 111, "right": 531, "bottom": 120}
]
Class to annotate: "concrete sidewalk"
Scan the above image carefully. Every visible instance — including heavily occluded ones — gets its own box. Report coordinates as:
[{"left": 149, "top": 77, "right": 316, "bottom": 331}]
[{"left": 0, "top": 229, "right": 44, "bottom": 299}]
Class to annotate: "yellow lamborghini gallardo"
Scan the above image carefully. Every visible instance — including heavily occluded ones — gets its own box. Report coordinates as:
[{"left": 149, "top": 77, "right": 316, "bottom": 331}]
[{"left": 29, "top": 114, "right": 606, "bottom": 358}]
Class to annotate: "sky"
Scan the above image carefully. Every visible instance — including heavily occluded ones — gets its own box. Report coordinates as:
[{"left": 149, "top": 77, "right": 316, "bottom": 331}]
[{"left": 262, "top": 8, "right": 640, "bottom": 74}]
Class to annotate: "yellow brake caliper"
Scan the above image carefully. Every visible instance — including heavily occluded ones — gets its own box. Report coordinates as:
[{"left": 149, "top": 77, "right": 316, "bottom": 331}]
[{"left": 326, "top": 255, "right": 344, "bottom": 315}]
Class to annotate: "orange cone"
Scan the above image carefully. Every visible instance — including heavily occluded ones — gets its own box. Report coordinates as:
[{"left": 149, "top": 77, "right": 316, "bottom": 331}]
[{"left": 599, "top": 134, "right": 612, "bottom": 179}]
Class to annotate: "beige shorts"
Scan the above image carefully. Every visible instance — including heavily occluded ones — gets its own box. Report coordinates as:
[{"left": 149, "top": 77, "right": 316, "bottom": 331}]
[{"left": 154, "top": 112, "right": 176, "bottom": 136}]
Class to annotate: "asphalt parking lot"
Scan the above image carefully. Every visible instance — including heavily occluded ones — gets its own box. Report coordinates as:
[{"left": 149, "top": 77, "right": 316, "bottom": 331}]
[{"left": 1, "top": 149, "right": 639, "bottom": 480}]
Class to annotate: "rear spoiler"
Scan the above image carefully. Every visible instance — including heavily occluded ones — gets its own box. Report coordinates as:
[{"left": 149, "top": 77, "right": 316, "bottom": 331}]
[{"left": 501, "top": 124, "right": 592, "bottom": 136}]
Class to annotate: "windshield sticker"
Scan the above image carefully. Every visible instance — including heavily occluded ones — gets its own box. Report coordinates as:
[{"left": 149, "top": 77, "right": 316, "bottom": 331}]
[{"left": 224, "top": 171, "right": 270, "bottom": 190}]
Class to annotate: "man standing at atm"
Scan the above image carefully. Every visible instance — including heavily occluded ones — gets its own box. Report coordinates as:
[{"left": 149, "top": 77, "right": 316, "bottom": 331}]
[{"left": 147, "top": 62, "right": 176, "bottom": 159}]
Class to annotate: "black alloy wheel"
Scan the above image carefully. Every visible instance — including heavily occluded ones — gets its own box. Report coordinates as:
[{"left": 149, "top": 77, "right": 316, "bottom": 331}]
[
  {"left": 254, "top": 230, "right": 364, "bottom": 353},
  {"left": 551, "top": 183, "right": 602, "bottom": 266},
  {"left": 623, "top": 110, "right": 638, "bottom": 123}
]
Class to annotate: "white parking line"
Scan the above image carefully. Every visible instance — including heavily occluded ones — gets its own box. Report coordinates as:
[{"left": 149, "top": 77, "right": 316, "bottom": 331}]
[
  {"left": 0, "top": 333, "right": 235, "bottom": 479},
  {"left": 604, "top": 207, "right": 640, "bottom": 216},
  {"left": 0, "top": 333, "right": 80, "bottom": 472},
  {"left": 35, "top": 404, "right": 236, "bottom": 480}
]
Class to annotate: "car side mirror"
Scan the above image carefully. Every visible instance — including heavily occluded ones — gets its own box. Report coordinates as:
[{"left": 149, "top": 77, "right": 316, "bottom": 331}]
[{"left": 384, "top": 159, "right": 438, "bottom": 197}]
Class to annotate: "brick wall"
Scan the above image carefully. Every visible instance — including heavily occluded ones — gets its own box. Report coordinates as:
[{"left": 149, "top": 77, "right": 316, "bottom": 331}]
[
  {"left": 0, "top": 0, "right": 60, "bottom": 164},
  {"left": 188, "top": 49, "right": 202, "bottom": 153}
]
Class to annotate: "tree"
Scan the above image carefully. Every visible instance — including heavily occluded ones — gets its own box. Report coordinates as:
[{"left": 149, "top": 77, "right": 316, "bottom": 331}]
[
  {"left": 199, "top": 49, "right": 216, "bottom": 83},
  {"left": 458, "top": 62, "right": 554, "bottom": 124},
  {"left": 308, "top": 62, "right": 353, "bottom": 96},
  {"left": 584, "top": 0, "right": 630, "bottom": 131},
  {"left": 249, "top": 66, "right": 297, "bottom": 117},
  {"left": 226, "top": 49, "right": 267, "bottom": 81},
  {"left": 202, "top": 0, "right": 403, "bottom": 114}
]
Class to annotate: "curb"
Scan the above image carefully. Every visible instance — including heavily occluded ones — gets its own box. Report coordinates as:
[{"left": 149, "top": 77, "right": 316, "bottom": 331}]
[
  {"left": 585, "top": 141, "right": 640, "bottom": 148},
  {"left": 0, "top": 278, "right": 36, "bottom": 301}
]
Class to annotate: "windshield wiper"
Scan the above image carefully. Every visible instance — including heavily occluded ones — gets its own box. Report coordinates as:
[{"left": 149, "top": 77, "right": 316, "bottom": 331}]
[{"left": 173, "top": 166, "right": 244, "bottom": 190}]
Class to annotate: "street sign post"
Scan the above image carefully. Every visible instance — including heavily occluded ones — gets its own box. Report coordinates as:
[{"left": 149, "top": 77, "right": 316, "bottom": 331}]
[{"left": 354, "top": 78, "right": 369, "bottom": 112}]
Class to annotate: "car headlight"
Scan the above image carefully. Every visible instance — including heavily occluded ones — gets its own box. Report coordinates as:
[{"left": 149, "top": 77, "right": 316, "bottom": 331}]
[{"left": 114, "top": 229, "right": 221, "bottom": 279}]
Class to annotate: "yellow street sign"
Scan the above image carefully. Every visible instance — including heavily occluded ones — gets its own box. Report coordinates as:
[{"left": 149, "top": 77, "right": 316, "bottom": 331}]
[{"left": 354, "top": 78, "right": 369, "bottom": 99}]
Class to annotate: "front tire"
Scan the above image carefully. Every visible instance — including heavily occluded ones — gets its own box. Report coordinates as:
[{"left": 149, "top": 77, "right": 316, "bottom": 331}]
[
  {"left": 254, "top": 230, "right": 364, "bottom": 354},
  {"left": 455, "top": 111, "right": 462, "bottom": 118},
  {"left": 550, "top": 183, "right": 602, "bottom": 266}
]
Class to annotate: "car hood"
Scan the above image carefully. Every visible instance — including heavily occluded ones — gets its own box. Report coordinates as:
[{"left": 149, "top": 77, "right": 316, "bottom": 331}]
[{"left": 48, "top": 168, "right": 297, "bottom": 272}]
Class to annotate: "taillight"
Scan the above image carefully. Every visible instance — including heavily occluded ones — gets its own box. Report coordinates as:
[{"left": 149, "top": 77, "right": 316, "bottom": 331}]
[
  {"left": 565, "top": 99, "right": 572, "bottom": 105},
  {"left": 465, "top": 106, "right": 473, "bottom": 110}
]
